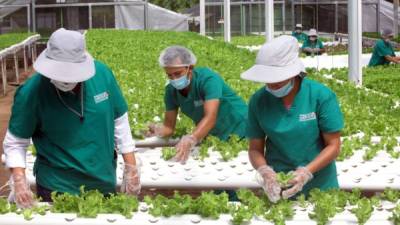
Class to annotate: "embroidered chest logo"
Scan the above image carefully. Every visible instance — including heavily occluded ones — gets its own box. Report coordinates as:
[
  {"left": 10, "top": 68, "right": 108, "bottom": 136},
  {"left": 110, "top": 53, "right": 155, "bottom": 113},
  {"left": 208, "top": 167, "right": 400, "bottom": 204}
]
[
  {"left": 94, "top": 92, "right": 109, "bottom": 104},
  {"left": 299, "top": 112, "right": 316, "bottom": 122}
]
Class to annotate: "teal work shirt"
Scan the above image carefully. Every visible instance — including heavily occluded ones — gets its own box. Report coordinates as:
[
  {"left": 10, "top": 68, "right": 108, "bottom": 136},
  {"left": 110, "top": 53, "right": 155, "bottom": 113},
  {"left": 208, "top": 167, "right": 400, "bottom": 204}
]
[
  {"left": 246, "top": 78, "right": 344, "bottom": 196},
  {"left": 8, "top": 61, "right": 128, "bottom": 195},
  {"left": 368, "top": 39, "right": 396, "bottom": 67},
  {"left": 302, "top": 39, "right": 324, "bottom": 49},
  {"left": 292, "top": 31, "right": 308, "bottom": 42},
  {"left": 164, "top": 67, "right": 248, "bottom": 140}
]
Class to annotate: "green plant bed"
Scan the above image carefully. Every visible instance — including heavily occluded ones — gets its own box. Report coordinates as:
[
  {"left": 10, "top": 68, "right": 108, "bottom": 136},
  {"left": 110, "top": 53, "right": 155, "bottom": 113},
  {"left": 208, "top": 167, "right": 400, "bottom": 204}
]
[{"left": 0, "top": 32, "right": 35, "bottom": 50}]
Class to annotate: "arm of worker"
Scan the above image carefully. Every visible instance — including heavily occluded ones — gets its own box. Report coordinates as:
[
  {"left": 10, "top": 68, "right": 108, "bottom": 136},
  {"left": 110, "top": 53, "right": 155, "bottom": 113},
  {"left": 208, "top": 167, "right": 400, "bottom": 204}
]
[
  {"left": 282, "top": 132, "right": 340, "bottom": 199},
  {"left": 146, "top": 110, "right": 178, "bottom": 138},
  {"left": 385, "top": 55, "right": 400, "bottom": 64},
  {"left": 249, "top": 138, "right": 282, "bottom": 203},
  {"left": 173, "top": 100, "right": 219, "bottom": 163},
  {"left": 3, "top": 131, "right": 35, "bottom": 208},
  {"left": 114, "top": 112, "right": 142, "bottom": 195}
]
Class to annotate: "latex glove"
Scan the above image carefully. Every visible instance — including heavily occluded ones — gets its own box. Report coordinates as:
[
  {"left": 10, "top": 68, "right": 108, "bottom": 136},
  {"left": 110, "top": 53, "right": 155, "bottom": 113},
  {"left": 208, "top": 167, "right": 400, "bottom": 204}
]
[
  {"left": 282, "top": 167, "right": 313, "bottom": 199},
  {"left": 173, "top": 135, "right": 198, "bottom": 164},
  {"left": 121, "top": 164, "right": 141, "bottom": 195},
  {"left": 8, "top": 173, "right": 35, "bottom": 208},
  {"left": 144, "top": 123, "right": 163, "bottom": 137},
  {"left": 257, "top": 165, "right": 281, "bottom": 203}
]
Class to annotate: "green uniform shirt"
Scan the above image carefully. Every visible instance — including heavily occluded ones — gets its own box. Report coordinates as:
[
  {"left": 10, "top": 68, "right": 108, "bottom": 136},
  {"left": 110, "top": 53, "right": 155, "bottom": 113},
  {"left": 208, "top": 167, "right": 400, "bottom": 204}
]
[
  {"left": 368, "top": 39, "right": 395, "bottom": 67},
  {"left": 292, "top": 32, "right": 308, "bottom": 42},
  {"left": 302, "top": 39, "right": 324, "bottom": 49},
  {"left": 246, "top": 78, "right": 344, "bottom": 196},
  {"left": 9, "top": 61, "right": 128, "bottom": 195},
  {"left": 164, "top": 67, "right": 248, "bottom": 140}
]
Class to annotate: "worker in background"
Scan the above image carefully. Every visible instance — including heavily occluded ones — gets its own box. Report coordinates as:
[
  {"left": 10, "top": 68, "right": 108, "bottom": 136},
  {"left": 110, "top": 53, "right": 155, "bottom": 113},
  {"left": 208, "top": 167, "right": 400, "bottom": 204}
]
[
  {"left": 368, "top": 28, "right": 400, "bottom": 67},
  {"left": 292, "top": 24, "right": 308, "bottom": 43},
  {"left": 302, "top": 29, "right": 326, "bottom": 56}
]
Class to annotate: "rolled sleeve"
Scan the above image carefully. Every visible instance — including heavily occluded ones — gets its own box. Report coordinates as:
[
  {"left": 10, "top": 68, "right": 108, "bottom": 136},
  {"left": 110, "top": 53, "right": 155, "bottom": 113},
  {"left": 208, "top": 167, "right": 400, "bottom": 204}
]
[
  {"left": 114, "top": 113, "right": 136, "bottom": 154},
  {"left": 3, "top": 130, "right": 30, "bottom": 168}
]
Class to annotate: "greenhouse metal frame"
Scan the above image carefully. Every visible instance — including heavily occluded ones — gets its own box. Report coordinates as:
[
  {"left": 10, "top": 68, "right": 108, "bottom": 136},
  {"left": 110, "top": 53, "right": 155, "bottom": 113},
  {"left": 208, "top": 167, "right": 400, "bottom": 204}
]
[
  {"left": 202, "top": 0, "right": 382, "bottom": 36},
  {"left": 0, "top": 0, "right": 150, "bottom": 34}
]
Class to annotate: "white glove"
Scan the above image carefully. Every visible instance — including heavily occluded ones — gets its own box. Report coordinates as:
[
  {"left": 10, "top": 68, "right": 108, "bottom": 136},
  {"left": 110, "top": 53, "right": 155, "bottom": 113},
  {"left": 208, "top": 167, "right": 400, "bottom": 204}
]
[
  {"left": 282, "top": 167, "right": 313, "bottom": 199},
  {"left": 120, "top": 164, "right": 141, "bottom": 195},
  {"left": 257, "top": 165, "right": 281, "bottom": 203},
  {"left": 173, "top": 135, "right": 198, "bottom": 164},
  {"left": 8, "top": 173, "right": 36, "bottom": 208},
  {"left": 144, "top": 123, "right": 163, "bottom": 137}
]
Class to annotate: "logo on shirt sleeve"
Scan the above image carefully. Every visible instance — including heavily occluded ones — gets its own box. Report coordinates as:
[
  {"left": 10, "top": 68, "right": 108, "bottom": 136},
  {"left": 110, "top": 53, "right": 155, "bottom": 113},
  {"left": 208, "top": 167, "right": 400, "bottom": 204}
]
[
  {"left": 299, "top": 112, "right": 316, "bottom": 122},
  {"left": 94, "top": 92, "right": 109, "bottom": 104},
  {"left": 194, "top": 100, "right": 204, "bottom": 107}
]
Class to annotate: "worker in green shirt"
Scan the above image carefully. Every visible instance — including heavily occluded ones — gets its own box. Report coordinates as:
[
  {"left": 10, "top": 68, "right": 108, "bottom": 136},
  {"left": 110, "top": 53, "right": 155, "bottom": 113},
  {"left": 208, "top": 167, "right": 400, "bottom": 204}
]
[
  {"left": 302, "top": 29, "right": 326, "bottom": 56},
  {"left": 368, "top": 28, "right": 400, "bottom": 67},
  {"left": 292, "top": 24, "right": 308, "bottom": 43},
  {"left": 146, "top": 46, "right": 248, "bottom": 164},
  {"left": 241, "top": 35, "right": 343, "bottom": 202},
  {"left": 3, "top": 28, "right": 141, "bottom": 208}
]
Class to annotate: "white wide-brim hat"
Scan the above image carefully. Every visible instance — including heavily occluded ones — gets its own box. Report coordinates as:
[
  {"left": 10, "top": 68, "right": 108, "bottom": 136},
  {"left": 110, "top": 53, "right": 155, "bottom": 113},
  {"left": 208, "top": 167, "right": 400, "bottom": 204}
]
[
  {"left": 241, "top": 35, "right": 305, "bottom": 84},
  {"left": 33, "top": 28, "right": 95, "bottom": 83},
  {"left": 308, "top": 28, "right": 318, "bottom": 36}
]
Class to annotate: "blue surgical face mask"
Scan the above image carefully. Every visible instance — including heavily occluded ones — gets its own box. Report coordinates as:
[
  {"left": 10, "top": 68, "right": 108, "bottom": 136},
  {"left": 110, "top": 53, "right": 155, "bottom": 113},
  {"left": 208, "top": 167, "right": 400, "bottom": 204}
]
[
  {"left": 169, "top": 72, "right": 190, "bottom": 90},
  {"left": 265, "top": 79, "right": 294, "bottom": 98}
]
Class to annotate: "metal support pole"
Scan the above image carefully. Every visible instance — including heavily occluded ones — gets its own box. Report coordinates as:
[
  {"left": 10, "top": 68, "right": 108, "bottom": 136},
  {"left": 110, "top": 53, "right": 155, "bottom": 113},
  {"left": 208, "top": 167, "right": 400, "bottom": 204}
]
[
  {"left": 13, "top": 51, "right": 19, "bottom": 84},
  {"left": 27, "top": 4, "right": 31, "bottom": 33},
  {"left": 348, "top": 0, "right": 362, "bottom": 85},
  {"left": 23, "top": 46, "right": 28, "bottom": 72},
  {"left": 282, "top": 3, "right": 286, "bottom": 34},
  {"left": 200, "top": 0, "right": 205, "bottom": 35},
  {"left": 265, "top": 0, "right": 274, "bottom": 42},
  {"left": 377, "top": 1, "right": 381, "bottom": 33},
  {"left": 394, "top": 0, "right": 399, "bottom": 38},
  {"left": 1, "top": 58, "right": 6, "bottom": 96},
  {"left": 144, "top": 0, "right": 149, "bottom": 30},
  {"left": 335, "top": 2, "right": 339, "bottom": 33},
  {"left": 32, "top": 0, "right": 36, "bottom": 32},
  {"left": 291, "top": 2, "right": 295, "bottom": 32},
  {"left": 31, "top": 43, "right": 37, "bottom": 63},
  {"left": 224, "top": 0, "right": 231, "bottom": 42},
  {"left": 88, "top": 4, "right": 92, "bottom": 29}
]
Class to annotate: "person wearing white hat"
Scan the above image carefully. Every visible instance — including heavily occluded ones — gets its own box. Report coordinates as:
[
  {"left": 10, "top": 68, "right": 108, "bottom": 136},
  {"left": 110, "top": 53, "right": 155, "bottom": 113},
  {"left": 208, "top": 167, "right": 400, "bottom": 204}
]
[
  {"left": 242, "top": 35, "right": 343, "bottom": 202},
  {"left": 292, "top": 24, "right": 307, "bottom": 43},
  {"left": 368, "top": 28, "right": 400, "bottom": 67},
  {"left": 302, "top": 28, "right": 326, "bottom": 56},
  {"left": 3, "top": 28, "right": 141, "bottom": 208}
]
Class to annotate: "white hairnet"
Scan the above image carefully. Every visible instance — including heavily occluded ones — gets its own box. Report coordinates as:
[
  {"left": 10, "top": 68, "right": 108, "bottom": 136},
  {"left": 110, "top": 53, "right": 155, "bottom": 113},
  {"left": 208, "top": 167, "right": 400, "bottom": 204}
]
[{"left": 159, "top": 46, "right": 197, "bottom": 67}]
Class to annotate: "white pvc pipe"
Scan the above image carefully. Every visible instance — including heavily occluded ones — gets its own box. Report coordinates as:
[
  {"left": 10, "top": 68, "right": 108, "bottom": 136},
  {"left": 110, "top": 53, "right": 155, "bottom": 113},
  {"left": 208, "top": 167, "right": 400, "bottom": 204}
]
[
  {"left": 348, "top": 0, "right": 363, "bottom": 85},
  {"left": 265, "top": 0, "right": 274, "bottom": 42},
  {"left": 394, "top": 0, "right": 399, "bottom": 38},
  {"left": 224, "top": 0, "right": 231, "bottom": 42},
  {"left": 200, "top": 0, "right": 205, "bottom": 36}
]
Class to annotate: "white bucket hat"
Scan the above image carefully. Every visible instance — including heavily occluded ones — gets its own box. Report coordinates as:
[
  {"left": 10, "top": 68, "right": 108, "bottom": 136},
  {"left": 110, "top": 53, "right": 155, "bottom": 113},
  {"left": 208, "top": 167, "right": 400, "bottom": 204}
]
[
  {"left": 295, "top": 24, "right": 303, "bottom": 29},
  {"left": 241, "top": 35, "right": 305, "bottom": 84},
  {"left": 308, "top": 28, "right": 318, "bottom": 36},
  {"left": 33, "top": 28, "right": 95, "bottom": 83}
]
